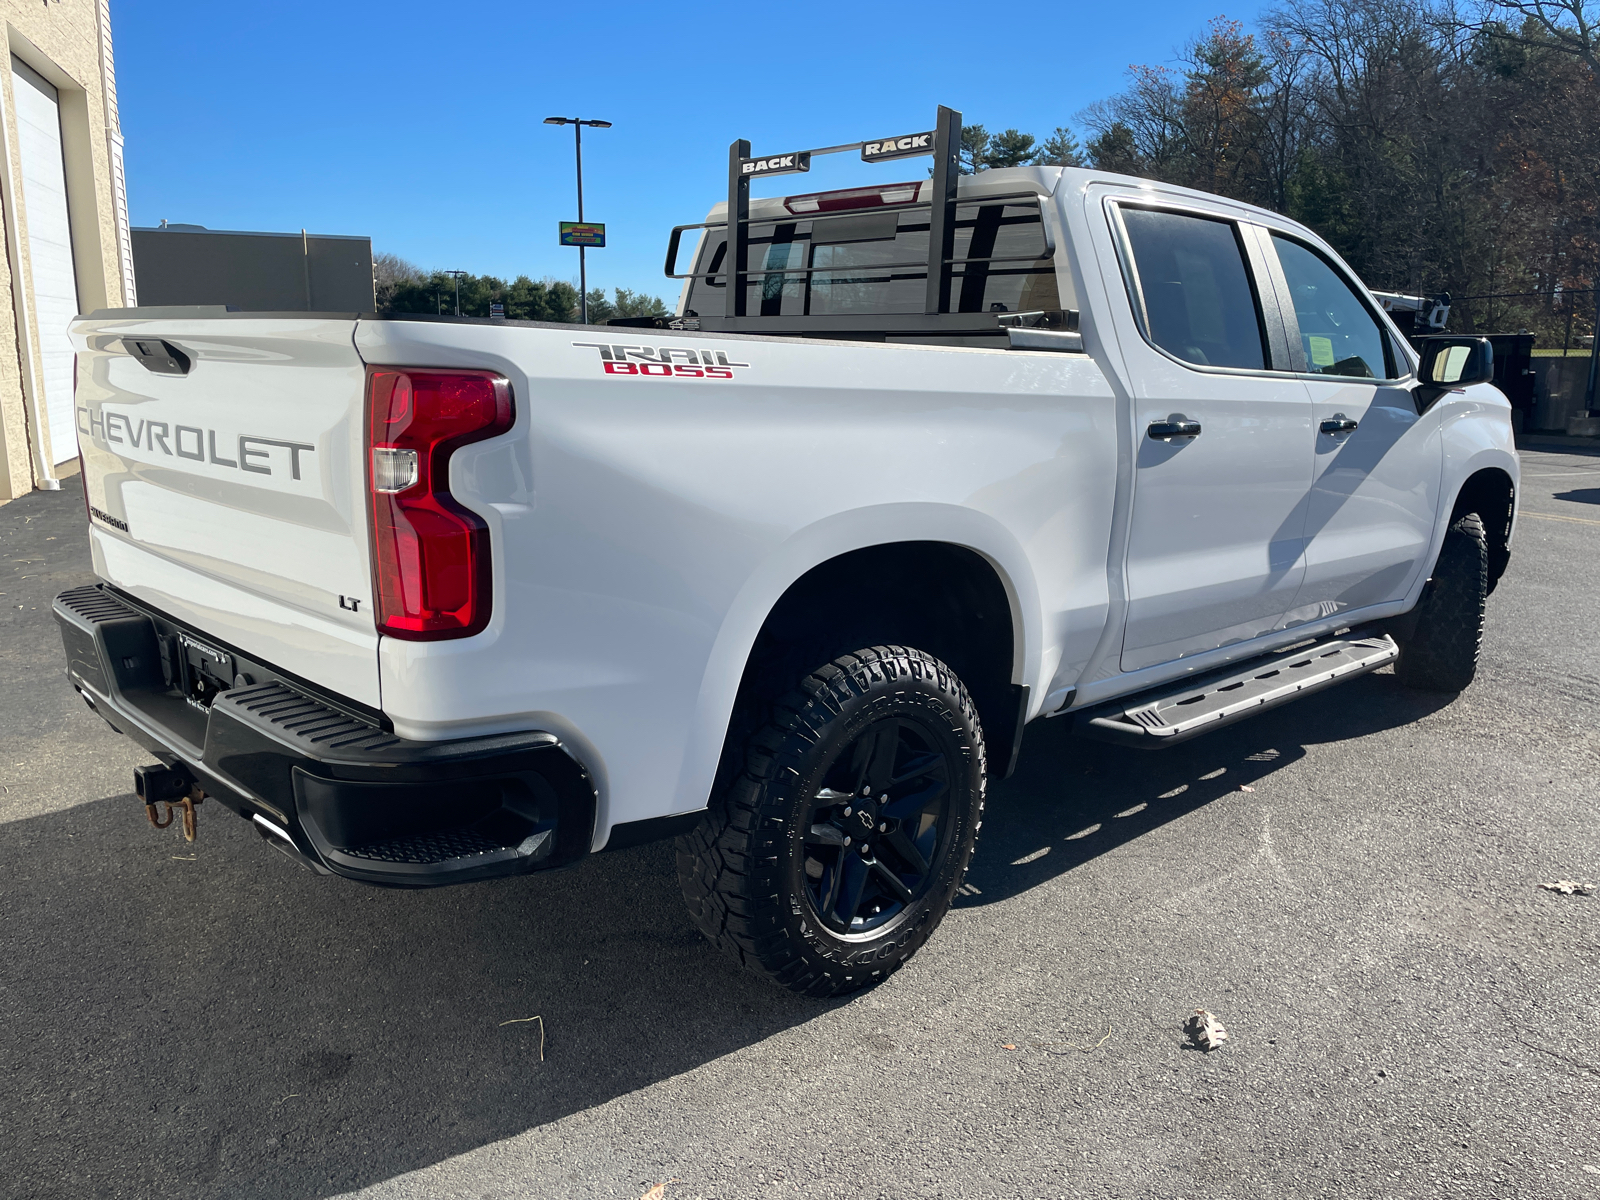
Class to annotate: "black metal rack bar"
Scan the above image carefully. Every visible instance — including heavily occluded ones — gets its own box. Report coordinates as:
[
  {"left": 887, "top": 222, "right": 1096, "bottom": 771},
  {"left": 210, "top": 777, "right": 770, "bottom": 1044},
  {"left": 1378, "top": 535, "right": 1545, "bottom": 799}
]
[
  {"left": 721, "top": 106, "right": 964, "bottom": 324},
  {"left": 663, "top": 190, "right": 1054, "bottom": 282},
  {"left": 727, "top": 139, "right": 751, "bottom": 319},
  {"left": 696, "top": 312, "right": 1015, "bottom": 335},
  {"left": 924, "top": 105, "right": 961, "bottom": 315}
]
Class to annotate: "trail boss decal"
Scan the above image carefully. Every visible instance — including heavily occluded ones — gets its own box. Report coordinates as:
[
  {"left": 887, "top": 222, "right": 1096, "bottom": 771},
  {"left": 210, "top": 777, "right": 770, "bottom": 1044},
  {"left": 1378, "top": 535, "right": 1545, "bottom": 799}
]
[
  {"left": 860, "top": 132, "right": 934, "bottom": 163},
  {"left": 76, "top": 406, "right": 315, "bottom": 479},
  {"left": 574, "top": 343, "right": 751, "bottom": 379},
  {"left": 739, "top": 152, "right": 811, "bottom": 177}
]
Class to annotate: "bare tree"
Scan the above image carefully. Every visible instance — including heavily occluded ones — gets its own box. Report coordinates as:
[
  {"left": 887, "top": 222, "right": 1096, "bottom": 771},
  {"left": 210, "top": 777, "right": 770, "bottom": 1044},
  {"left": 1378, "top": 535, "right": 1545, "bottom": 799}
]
[
  {"left": 373, "top": 252, "right": 423, "bottom": 312},
  {"left": 1469, "top": 0, "right": 1600, "bottom": 71}
]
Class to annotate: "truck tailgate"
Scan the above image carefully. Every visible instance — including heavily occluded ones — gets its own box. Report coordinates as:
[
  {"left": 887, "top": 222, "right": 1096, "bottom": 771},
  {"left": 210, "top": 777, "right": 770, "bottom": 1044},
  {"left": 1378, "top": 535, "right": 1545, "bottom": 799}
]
[{"left": 70, "top": 314, "right": 379, "bottom": 707}]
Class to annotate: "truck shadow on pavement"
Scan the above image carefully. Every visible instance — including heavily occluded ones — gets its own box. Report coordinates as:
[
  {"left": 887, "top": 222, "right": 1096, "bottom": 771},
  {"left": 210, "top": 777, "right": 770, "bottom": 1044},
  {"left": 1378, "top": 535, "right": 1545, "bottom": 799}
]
[
  {"left": 1552, "top": 487, "right": 1600, "bottom": 505},
  {"left": 1, "top": 792, "right": 826, "bottom": 1200},
  {"left": 0, "top": 671, "right": 1453, "bottom": 1200},
  {"left": 964, "top": 670, "right": 1457, "bottom": 907}
]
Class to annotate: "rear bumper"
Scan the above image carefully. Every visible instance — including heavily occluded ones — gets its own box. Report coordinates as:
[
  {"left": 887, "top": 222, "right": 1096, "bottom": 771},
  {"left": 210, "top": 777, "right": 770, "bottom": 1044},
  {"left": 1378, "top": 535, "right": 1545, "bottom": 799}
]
[{"left": 53, "top": 584, "right": 596, "bottom": 887}]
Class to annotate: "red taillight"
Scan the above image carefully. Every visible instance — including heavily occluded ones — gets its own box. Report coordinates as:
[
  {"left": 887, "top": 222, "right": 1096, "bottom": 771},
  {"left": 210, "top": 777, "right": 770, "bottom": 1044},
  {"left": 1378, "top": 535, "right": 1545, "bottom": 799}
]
[{"left": 366, "top": 367, "right": 513, "bottom": 640}]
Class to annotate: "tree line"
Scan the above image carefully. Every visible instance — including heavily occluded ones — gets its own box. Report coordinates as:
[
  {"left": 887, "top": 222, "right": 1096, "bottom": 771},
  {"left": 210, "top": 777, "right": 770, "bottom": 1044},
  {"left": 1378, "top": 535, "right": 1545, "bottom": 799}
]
[
  {"left": 374, "top": 253, "right": 669, "bottom": 323},
  {"left": 379, "top": 0, "right": 1600, "bottom": 349},
  {"left": 965, "top": 0, "right": 1600, "bottom": 345}
]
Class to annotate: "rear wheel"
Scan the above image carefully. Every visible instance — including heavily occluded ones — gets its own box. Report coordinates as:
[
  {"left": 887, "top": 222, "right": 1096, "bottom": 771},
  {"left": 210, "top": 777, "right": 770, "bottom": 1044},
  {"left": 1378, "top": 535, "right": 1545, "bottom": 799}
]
[
  {"left": 676, "top": 645, "right": 986, "bottom": 998},
  {"left": 1394, "top": 511, "right": 1488, "bottom": 693}
]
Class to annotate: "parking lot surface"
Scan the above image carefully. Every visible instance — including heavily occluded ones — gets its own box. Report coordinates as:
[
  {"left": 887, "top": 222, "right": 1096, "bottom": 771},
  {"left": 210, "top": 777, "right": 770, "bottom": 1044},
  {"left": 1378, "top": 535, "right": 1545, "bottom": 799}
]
[{"left": 2, "top": 444, "right": 1597, "bottom": 1200}]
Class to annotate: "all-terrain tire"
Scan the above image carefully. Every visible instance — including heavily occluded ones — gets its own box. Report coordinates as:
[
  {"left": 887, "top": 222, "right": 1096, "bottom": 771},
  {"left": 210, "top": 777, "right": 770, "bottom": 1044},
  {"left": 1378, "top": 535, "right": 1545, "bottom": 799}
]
[
  {"left": 1393, "top": 511, "right": 1488, "bottom": 693},
  {"left": 676, "top": 646, "right": 986, "bottom": 998}
]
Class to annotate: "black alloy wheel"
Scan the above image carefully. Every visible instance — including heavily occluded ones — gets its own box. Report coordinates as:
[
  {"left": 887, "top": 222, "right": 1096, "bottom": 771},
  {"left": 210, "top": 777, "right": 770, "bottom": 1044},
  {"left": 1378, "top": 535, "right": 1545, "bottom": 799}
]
[
  {"left": 801, "top": 719, "right": 953, "bottom": 937},
  {"left": 677, "top": 645, "right": 987, "bottom": 998}
]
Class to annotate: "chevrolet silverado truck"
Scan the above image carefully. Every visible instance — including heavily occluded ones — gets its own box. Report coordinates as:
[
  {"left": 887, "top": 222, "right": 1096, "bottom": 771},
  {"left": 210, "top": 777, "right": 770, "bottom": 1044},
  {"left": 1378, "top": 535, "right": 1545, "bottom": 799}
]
[{"left": 55, "top": 109, "right": 1517, "bottom": 997}]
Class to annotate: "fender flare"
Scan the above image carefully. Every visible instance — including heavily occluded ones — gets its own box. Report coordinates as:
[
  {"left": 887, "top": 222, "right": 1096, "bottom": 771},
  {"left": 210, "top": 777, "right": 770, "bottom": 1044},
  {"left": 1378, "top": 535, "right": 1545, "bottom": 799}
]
[
  {"left": 665, "top": 503, "right": 1043, "bottom": 818},
  {"left": 1412, "top": 389, "right": 1519, "bottom": 605}
]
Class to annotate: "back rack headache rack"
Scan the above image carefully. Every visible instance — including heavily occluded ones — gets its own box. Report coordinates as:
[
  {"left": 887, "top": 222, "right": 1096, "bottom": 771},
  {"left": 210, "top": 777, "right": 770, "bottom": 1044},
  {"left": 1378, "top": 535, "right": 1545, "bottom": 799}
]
[{"left": 631, "top": 106, "right": 1079, "bottom": 342}]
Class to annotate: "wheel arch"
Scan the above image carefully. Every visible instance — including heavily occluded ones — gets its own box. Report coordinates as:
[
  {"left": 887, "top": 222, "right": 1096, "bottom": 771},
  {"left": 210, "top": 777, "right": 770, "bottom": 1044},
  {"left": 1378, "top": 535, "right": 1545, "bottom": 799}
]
[
  {"left": 1450, "top": 466, "right": 1516, "bottom": 593},
  {"left": 666, "top": 505, "right": 1042, "bottom": 820}
]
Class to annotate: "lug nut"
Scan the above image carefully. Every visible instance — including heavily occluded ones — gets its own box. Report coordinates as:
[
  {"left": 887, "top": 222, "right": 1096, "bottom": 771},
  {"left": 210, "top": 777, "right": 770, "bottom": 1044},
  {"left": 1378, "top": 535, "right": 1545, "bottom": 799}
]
[
  {"left": 879, "top": 822, "right": 888, "bottom": 832},
  {"left": 861, "top": 786, "right": 871, "bottom": 796},
  {"left": 843, "top": 806, "right": 853, "bottom": 817},
  {"left": 844, "top": 836, "right": 852, "bottom": 847}
]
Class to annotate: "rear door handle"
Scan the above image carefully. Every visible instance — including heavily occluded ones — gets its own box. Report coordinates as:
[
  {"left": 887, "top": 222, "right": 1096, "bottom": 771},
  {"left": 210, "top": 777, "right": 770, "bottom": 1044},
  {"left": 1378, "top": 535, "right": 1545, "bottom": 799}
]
[
  {"left": 1320, "top": 416, "right": 1359, "bottom": 434},
  {"left": 1147, "top": 419, "right": 1202, "bottom": 440}
]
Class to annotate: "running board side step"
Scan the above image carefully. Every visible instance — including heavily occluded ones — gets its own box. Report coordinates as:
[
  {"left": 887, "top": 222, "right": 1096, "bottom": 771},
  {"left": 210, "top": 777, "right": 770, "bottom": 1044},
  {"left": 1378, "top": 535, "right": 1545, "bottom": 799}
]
[{"left": 1072, "top": 630, "right": 1398, "bottom": 749}]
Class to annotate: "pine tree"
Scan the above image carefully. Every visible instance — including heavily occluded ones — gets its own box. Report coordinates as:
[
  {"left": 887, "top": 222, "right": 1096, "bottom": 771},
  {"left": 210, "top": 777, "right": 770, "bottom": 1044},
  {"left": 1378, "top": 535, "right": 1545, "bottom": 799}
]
[
  {"left": 1035, "top": 127, "right": 1085, "bottom": 167},
  {"left": 984, "top": 128, "right": 1038, "bottom": 168}
]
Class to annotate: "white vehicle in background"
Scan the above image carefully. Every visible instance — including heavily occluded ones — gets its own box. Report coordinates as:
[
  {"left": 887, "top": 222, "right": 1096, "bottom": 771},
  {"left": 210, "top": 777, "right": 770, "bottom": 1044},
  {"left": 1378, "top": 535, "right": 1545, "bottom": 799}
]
[{"left": 56, "top": 108, "right": 1517, "bottom": 997}]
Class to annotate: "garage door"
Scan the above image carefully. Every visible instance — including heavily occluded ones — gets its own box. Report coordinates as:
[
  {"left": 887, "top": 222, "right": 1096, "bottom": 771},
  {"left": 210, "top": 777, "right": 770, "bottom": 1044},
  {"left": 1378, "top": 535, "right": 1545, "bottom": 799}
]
[{"left": 12, "top": 57, "right": 80, "bottom": 467}]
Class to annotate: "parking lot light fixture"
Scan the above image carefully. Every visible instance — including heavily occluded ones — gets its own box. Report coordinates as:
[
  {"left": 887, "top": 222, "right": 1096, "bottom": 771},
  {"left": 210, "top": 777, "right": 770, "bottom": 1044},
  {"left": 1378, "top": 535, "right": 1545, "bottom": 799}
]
[
  {"left": 544, "top": 117, "right": 612, "bottom": 324},
  {"left": 444, "top": 269, "right": 466, "bottom": 317}
]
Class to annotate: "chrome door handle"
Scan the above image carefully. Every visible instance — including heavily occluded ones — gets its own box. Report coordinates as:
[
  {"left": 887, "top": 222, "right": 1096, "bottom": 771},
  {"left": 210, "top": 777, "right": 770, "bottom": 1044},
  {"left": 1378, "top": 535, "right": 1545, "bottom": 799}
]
[
  {"left": 1320, "top": 416, "right": 1359, "bottom": 434},
  {"left": 1147, "top": 419, "right": 1202, "bottom": 440}
]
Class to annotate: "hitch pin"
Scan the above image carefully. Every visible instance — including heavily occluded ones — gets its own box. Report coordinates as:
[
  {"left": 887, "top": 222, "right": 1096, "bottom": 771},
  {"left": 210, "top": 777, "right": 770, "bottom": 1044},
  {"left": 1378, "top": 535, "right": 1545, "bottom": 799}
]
[{"left": 144, "top": 788, "right": 205, "bottom": 842}]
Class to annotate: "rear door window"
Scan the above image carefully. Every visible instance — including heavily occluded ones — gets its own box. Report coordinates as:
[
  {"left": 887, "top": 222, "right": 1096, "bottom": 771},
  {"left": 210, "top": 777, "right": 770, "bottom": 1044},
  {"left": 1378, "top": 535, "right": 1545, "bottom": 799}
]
[
  {"left": 1271, "top": 235, "right": 1397, "bottom": 379},
  {"left": 685, "top": 198, "right": 1058, "bottom": 317},
  {"left": 1118, "top": 207, "right": 1268, "bottom": 371}
]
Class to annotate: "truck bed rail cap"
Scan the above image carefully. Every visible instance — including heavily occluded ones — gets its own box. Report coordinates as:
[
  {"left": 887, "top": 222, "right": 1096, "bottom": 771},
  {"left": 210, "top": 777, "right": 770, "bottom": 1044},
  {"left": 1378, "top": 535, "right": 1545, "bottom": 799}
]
[{"left": 80, "top": 306, "right": 373, "bottom": 321}]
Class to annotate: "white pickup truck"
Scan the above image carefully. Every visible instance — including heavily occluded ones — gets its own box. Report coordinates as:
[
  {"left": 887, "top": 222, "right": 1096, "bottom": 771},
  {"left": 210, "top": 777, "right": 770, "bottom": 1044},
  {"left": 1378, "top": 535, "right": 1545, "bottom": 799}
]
[{"left": 55, "top": 111, "right": 1517, "bottom": 997}]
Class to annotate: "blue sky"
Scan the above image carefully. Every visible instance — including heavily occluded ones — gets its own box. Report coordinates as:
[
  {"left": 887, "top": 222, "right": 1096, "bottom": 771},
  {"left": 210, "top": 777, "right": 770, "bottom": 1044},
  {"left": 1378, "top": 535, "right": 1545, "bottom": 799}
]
[{"left": 116, "top": 0, "right": 1262, "bottom": 302}]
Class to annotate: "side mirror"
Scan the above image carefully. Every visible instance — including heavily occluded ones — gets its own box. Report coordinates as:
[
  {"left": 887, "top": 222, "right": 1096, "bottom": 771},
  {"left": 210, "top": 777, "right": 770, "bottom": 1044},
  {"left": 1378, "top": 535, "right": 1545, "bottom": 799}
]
[{"left": 1414, "top": 336, "right": 1494, "bottom": 409}]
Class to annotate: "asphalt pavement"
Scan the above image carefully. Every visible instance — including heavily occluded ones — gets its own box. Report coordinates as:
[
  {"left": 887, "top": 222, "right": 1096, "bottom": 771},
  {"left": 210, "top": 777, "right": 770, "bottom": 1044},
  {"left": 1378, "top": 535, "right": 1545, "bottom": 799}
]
[{"left": 2, "top": 445, "right": 1597, "bottom": 1200}]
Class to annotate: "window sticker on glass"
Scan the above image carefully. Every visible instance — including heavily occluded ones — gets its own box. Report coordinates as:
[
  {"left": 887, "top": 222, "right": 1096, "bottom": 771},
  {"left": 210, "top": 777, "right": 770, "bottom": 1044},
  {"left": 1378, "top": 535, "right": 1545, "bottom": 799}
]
[{"left": 1271, "top": 235, "right": 1397, "bottom": 379}]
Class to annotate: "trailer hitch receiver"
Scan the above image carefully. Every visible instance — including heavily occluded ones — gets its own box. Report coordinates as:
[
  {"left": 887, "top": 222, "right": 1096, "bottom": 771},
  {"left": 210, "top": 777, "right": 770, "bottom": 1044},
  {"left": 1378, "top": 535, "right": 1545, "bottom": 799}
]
[{"left": 134, "top": 763, "right": 205, "bottom": 842}]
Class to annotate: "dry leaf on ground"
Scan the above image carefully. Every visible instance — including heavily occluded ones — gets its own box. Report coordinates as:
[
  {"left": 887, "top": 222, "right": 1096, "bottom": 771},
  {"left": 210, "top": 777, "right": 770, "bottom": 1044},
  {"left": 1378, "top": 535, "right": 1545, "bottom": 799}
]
[
  {"left": 1540, "top": 880, "right": 1596, "bottom": 896},
  {"left": 1184, "top": 1009, "right": 1229, "bottom": 1051},
  {"left": 639, "top": 1182, "right": 673, "bottom": 1200}
]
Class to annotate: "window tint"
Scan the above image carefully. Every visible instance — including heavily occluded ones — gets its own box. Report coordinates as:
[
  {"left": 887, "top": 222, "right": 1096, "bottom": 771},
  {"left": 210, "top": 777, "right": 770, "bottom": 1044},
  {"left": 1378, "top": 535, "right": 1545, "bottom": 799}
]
[
  {"left": 685, "top": 200, "right": 1059, "bottom": 318},
  {"left": 1120, "top": 208, "right": 1266, "bottom": 370},
  {"left": 1272, "top": 235, "right": 1395, "bottom": 379}
]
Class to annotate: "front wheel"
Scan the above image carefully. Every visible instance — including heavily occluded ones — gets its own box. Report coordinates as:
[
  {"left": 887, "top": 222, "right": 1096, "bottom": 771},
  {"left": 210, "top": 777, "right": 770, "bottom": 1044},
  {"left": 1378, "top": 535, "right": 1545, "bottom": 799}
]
[
  {"left": 676, "top": 646, "right": 986, "bottom": 998},
  {"left": 1393, "top": 511, "right": 1488, "bottom": 693}
]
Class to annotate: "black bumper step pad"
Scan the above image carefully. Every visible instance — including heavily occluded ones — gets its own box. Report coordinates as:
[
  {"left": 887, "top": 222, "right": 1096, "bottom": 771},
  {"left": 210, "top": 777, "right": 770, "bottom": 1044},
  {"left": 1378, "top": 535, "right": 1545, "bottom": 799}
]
[
  {"left": 339, "top": 828, "right": 510, "bottom": 865},
  {"left": 213, "top": 681, "right": 559, "bottom": 766}
]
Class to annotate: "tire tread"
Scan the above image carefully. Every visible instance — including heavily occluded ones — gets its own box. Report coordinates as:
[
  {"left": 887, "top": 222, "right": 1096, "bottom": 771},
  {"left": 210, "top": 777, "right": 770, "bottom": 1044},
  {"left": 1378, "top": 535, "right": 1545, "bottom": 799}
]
[
  {"left": 1395, "top": 511, "right": 1488, "bottom": 693},
  {"left": 675, "top": 645, "right": 985, "bottom": 998}
]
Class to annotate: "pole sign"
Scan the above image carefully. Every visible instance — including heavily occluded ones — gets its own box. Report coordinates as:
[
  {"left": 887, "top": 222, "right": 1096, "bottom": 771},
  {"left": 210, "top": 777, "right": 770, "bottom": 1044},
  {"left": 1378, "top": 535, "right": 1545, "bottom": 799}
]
[
  {"left": 861, "top": 132, "right": 935, "bottom": 163},
  {"left": 559, "top": 222, "right": 606, "bottom": 247},
  {"left": 739, "top": 151, "right": 811, "bottom": 178},
  {"left": 490, "top": 302, "right": 505, "bottom": 321}
]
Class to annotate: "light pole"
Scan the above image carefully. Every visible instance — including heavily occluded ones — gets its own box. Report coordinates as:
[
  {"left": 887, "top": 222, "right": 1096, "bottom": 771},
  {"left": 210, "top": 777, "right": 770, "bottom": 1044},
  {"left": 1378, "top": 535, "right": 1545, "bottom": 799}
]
[
  {"left": 444, "top": 269, "right": 466, "bottom": 317},
  {"left": 544, "top": 116, "right": 611, "bottom": 324}
]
